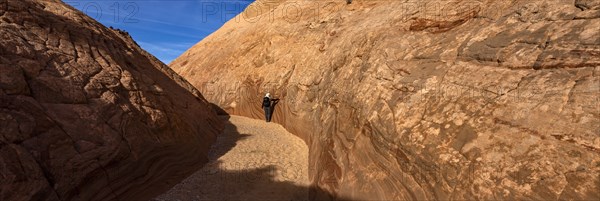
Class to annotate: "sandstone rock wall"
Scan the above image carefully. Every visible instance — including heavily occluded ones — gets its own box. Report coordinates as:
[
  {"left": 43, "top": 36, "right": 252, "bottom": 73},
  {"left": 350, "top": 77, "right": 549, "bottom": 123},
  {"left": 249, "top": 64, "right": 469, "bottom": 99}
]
[
  {"left": 0, "top": 0, "right": 222, "bottom": 200},
  {"left": 171, "top": 0, "right": 600, "bottom": 200}
]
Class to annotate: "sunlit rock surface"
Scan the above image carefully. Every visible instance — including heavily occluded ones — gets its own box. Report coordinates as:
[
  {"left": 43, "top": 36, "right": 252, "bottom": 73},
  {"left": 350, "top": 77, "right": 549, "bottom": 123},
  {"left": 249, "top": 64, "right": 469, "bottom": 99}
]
[{"left": 172, "top": 0, "right": 600, "bottom": 200}]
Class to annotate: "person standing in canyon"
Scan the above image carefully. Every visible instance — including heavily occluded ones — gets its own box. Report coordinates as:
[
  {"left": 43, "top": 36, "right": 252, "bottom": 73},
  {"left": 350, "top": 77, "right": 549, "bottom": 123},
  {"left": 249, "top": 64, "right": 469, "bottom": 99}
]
[{"left": 262, "top": 93, "right": 272, "bottom": 122}]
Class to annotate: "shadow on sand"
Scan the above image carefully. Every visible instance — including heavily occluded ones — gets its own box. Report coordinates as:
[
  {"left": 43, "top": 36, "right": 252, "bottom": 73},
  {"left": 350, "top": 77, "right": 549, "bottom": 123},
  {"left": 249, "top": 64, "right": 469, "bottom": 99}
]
[
  {"left": 154, "top": 114, "right": 349, "bottom": 201},
  {"left": 31, "top": 3, "right": 344, "bottom": 200},
  {"left": 209, "top": 103, "right": 229, "bottom": 116}
]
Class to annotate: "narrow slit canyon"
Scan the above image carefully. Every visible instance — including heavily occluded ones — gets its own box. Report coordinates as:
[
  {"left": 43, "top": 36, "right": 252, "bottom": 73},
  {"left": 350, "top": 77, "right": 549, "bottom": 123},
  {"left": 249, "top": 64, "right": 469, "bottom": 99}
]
[{"left": 1, "top": 0, "right": 599, "bottom": 200}]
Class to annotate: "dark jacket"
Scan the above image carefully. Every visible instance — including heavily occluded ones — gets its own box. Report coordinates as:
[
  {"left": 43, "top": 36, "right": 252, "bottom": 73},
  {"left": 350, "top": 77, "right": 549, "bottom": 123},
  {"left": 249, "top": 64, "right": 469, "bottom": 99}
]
[{"left": 262, "top": 97, "right": 271, "bottom": 108}]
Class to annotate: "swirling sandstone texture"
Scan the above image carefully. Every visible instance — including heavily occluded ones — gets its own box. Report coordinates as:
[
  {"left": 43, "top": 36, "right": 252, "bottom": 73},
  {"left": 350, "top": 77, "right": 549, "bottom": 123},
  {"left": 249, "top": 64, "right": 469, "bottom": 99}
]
[
  {"left": 0, "top": 0, "right": 222, "bottom": 200},
  {"left": 171, "top": 0, "right": 600, "bottom": 200}
]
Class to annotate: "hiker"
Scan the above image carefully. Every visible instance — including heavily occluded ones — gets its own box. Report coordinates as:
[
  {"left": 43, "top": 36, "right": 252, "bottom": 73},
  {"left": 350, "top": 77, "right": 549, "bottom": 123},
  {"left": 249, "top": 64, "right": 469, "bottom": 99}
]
[{"left": 262, "top": 93, "right": 272, "bottom": 122}]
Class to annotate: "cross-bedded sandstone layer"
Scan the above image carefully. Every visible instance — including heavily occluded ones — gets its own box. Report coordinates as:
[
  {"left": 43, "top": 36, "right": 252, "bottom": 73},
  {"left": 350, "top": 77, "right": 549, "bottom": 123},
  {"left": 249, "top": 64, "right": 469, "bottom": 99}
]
[{"left": 172, "top": 0, "right": 600, "bottom": 200}]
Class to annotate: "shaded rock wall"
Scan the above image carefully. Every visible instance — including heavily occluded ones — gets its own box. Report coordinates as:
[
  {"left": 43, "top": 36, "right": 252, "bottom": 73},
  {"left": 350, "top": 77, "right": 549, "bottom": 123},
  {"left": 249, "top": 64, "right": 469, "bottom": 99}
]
[
  {"left": 171, "top": 0, "right": 600, "bottom": 200},
  {"left": 0, "top": 0, "right": 222, "bottom": 200}
]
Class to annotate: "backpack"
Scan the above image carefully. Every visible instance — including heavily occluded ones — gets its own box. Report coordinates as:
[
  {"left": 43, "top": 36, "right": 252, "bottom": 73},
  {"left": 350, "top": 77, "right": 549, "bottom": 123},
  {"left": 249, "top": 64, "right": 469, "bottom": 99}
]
[{"left": 262, "top": 97, "right": 271, "bottom": 107}]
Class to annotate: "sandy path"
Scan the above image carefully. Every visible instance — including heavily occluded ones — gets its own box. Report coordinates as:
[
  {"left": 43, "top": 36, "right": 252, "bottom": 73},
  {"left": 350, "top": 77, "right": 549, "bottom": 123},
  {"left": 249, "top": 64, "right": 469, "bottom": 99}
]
[{"left": 154, "top": 115, "right": 309, "bottom": 201}]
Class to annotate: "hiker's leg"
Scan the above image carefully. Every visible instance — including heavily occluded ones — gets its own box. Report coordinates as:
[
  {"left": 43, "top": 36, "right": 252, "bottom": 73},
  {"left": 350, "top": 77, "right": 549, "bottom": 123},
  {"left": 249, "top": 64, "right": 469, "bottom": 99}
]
[
  {"left": 264, "top": 107, "right": 269, "bottom": 121},
  {"left": 266, "top": 107, "right": 272, "bottom": 122}
]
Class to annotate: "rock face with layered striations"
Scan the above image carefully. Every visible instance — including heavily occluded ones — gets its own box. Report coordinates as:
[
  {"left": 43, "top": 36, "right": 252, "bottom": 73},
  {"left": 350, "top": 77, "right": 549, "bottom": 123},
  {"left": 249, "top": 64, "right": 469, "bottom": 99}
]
[
  {"left": 171, "top": 0, "right": 600, "bottom": 200},
  {"left": 0, "top": 0, "right": 222, "bottom": 200}
]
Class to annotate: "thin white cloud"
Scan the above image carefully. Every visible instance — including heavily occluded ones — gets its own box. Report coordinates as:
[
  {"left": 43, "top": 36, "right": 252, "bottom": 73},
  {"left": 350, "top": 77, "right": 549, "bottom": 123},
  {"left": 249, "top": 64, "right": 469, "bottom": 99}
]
[
  {"left": 138, "top": 41, "right": 188, "bottom": 55},
  {"left": 123, "top": 21, "right": 208, "bottom": 39},
  {"left": 137, "top": 41, "right": 194, "bottom": 63}
]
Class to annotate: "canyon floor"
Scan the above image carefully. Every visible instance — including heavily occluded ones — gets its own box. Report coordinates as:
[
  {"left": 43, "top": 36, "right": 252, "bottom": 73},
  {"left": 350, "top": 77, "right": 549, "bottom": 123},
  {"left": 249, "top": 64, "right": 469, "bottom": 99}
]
[{"left": 154, "top": 115, "right": 310, "bottom": 201}]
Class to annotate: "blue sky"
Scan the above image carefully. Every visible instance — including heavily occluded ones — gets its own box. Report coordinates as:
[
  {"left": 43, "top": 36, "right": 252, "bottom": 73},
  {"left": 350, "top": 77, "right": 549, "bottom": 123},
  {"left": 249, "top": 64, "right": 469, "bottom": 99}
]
[{"left": 65, "top": 0, "right": 253, "bottom": 64}]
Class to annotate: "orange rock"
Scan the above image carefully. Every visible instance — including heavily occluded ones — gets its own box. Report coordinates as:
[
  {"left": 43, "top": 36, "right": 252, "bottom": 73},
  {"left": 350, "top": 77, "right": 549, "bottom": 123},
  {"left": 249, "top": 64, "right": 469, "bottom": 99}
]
[
  {"left": 0, "top": 0, "right": 221, "bottom": 200},
  {"left": 171, "top": 0, "right": 600, "bottom": 200}
]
